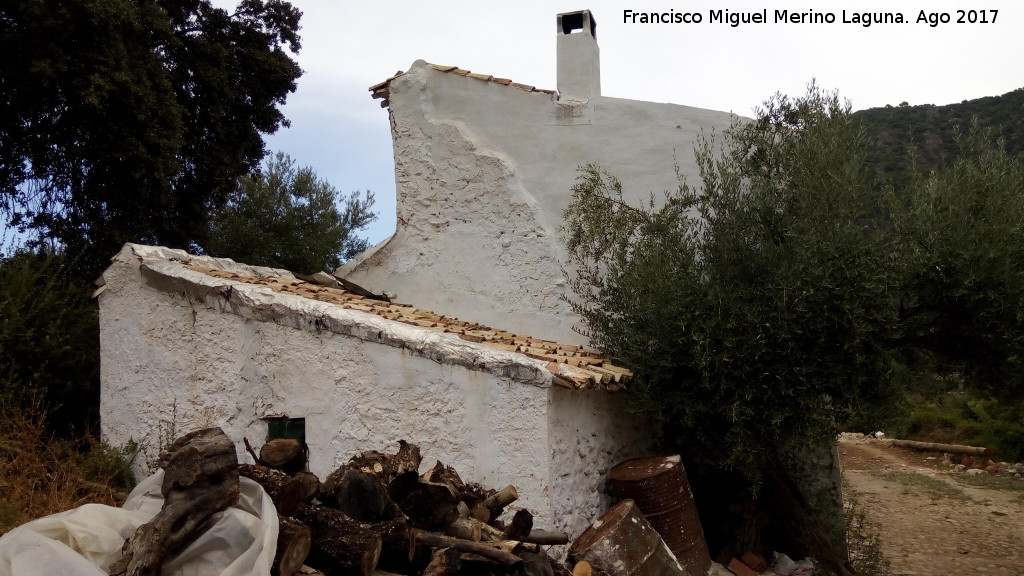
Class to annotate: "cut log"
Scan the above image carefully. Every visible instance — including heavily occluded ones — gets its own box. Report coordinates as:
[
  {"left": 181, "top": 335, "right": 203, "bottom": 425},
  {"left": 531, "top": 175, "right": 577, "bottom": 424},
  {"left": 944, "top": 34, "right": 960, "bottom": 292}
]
[
  {"left": 239, "top": 464, "right": 308, "bottom": 516},
  {"left": 470, "top": 485, "right": 518, "bottom": 523},
  {"left": 519, "top": 551, "right": 555, "bottom": 576},
  {"left": 109, "top": 428, "right": 240, "bottom": 576},
  {"left": 443, "top": 516, "right": 504, "bottom": 542},
  {"left": 888, "top": 438, "right": 992, "bottom": 457},
  {"left": 422, "top": 546, "right": 461, "bottom": 576},
  {"left": 422, "top": 460, "right": 467, "bottom": 499},
  {"left": 412, "top": 530, "right": 523, "bottom": 570},
  {"left": 522, "top": 530, "right": 569, "bottom": 546},
  {"left": 293, "top": 471, "right": 321, "bottom": 500},
  {"left": 348, "top": 440, "right": 423, "bottom": 485},
  {"left": 299, "top": 506, "right": 383, "bottom": 576},
  {"left": 299, "top": 505, "right": 414, "bottom": 576},
  {"left": 504, "top": 509, "right": 533, "bottom": 541},
  {"left": 388, "top": 472, "right": 459, "bottom": 529},
  {"left": 261, "top": 438, "right": 306, "bottom": 473},
  {"left": 274, "top": 516, "right": 312, "bottom": 576},
  {"left": 321, "top": 467, "right": 389, "bottom": 521},
  {"left": 571, "top": 561, "right": 593, "bottom": 576}
]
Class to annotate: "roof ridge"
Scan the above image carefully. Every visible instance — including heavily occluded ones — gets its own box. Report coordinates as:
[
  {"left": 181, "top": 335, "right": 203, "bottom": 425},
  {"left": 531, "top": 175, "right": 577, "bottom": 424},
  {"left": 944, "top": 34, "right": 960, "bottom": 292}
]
[{"left": 370, "top": 62, "right": 555, "bottom": 108}]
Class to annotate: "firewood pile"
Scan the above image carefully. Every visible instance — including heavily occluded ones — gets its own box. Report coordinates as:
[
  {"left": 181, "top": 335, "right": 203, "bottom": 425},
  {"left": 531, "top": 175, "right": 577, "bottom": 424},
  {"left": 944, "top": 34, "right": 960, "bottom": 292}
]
[{"left": 238, "top": 436, "right": 573, "bottom": 576}]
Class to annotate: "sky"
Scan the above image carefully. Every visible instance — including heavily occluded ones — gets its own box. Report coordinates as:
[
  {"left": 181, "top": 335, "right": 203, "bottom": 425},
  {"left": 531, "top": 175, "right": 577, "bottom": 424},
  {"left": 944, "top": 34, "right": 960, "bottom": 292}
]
[{"left": 246, "top": 0, "right": 1022, "bottom": 245}]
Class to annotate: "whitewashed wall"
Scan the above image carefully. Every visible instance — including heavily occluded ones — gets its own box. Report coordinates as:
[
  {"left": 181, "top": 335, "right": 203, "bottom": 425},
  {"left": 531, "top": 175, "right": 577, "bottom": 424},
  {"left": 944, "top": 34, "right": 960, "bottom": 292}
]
[
  {"left": 341, "top": 60, "right": 738, "bottom": 344},
  {"left": 99, "top": 244, "right": 654, "bottom": 536}
]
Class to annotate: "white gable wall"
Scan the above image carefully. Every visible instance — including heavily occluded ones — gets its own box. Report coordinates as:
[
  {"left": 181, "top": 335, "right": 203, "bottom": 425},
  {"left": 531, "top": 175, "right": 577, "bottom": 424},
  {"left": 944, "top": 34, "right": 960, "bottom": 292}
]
[{"left": 342, "top": 60, "right": 738, "bottom": 345}]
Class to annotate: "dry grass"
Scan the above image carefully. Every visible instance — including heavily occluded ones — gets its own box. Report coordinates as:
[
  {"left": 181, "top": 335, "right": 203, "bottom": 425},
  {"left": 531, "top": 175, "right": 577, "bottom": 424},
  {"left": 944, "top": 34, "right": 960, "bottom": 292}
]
[{"left": 0, "top": 394, "right": 135, "bottom": 534}]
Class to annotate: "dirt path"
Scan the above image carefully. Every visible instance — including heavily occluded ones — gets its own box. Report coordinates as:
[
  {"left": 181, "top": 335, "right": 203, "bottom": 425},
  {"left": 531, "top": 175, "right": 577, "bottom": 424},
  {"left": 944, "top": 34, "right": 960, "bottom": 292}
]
[{"left": 839, "top": 434, "right": 1024, "bottom": 576}]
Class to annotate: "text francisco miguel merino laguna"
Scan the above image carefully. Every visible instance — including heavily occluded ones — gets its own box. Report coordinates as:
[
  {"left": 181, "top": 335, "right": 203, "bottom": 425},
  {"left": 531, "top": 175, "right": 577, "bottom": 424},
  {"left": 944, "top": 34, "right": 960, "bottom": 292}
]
[{"left": 622, "top": 9, "right": 999, "bottom": 27}]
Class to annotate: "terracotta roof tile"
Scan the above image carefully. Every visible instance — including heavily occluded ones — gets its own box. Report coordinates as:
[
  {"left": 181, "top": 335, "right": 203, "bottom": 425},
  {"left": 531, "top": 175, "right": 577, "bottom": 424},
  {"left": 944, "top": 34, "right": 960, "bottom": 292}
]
[
  {"left": 186, "top": 264, "right": 629, "bottom": 390},
  {"left": 369, "top": 63, "right": 556, "bottom": 109}
]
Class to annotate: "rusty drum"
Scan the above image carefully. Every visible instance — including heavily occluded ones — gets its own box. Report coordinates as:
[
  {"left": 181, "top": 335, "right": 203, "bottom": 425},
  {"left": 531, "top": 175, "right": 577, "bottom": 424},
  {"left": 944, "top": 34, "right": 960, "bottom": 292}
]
[
  {"left": 609, "top": 455, "right": 711, "bottom": 576},
  {"left": 568, "top": 498, "right": 687, "bottom": 576}
]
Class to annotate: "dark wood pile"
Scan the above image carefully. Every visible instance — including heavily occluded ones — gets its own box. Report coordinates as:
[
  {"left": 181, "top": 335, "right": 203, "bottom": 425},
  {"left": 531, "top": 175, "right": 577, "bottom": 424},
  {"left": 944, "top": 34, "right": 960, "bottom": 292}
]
[{"left": 240, "top": 437, "right": 572, "bottom": 576}]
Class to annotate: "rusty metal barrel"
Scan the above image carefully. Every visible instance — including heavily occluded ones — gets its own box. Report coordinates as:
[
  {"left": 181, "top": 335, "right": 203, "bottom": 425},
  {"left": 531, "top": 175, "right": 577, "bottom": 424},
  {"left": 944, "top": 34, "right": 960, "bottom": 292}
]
[
  {"left": 568, "top": 498, "right": 687, "bottom": 576},
  {"left": 609, "top": 455, "right": 711, "bottom": 576}
]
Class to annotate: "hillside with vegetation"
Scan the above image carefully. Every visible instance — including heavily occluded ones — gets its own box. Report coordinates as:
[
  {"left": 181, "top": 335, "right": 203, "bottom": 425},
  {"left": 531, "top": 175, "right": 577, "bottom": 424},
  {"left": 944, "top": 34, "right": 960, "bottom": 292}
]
[{"left": 856, "top": 87, "right": 1024, "bottom": 186}]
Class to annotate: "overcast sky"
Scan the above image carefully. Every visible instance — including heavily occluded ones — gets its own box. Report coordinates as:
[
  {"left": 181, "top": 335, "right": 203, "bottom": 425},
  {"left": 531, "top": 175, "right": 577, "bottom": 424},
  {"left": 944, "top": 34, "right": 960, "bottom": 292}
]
[{"left": 253, "top": 0, "right": 1021, "bottom": 245}]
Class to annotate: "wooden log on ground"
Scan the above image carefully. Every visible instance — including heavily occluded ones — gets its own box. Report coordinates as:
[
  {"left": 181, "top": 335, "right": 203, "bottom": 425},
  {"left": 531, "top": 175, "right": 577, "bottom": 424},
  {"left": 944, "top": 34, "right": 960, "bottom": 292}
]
[
  {"left": 293, "top": 470, "right": 320, "bottom": 500},
  {"left": 299, "top": 505, "right": 414, "bottom": 576},
  {"left": 261, "top": 438, "right": 306, "bottom": 473},
  {"left": 299, "top": 506, "right": 383, "bottom": 576},
  {"left": 348, "top": 440, "right": 423, "bottom": 485},
  {"left": 422, "top": 460, "right": 467, "bottom": 498},
  {"left": 443, "top": 516, "right": 505, "bottom": 542},
  {"left": 412, "top": 530, "right": 523, "bottom": 570},
  {"left": 519, "top": 551, "right": 556, "bottom": 576},
  {"left": 504, "top": 509, "right": 533, "bottom": 541},
  {"left": 470, "top": 485, "right": 518, "bottom": 523},
  {"left": 422, "top": 546, "right": 461, "bottom": 576},
  {"left": 109, "top": 427, "right": 240, "bottom": 576},
  {"left": 274, "top": 516, "right": 312, "bottom": 576},
  {"left": 389, "top": 472, "right": 459, "bottom": 529},
  {"left": 888, "top": 438, "right": 992, "bottom": 457},
  {"left": 239, "top": 464, "right": 308, "bottom": 516},
  {"left": 522, "top": 529, "right": 570, "bottom": 546},
  {"left": 322, "top": 467, "right": 389, "bottom": 521}
]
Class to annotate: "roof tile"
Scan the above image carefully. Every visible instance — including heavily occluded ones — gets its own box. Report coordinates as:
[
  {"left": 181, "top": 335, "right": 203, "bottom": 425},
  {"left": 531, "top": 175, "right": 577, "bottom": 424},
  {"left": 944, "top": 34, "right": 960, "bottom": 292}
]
[
  {"left": 187, "top": 264, "right": 629, "bottom": 390},
  {"left": 369, "top": 62, "right": 556, "bottom": 109}
]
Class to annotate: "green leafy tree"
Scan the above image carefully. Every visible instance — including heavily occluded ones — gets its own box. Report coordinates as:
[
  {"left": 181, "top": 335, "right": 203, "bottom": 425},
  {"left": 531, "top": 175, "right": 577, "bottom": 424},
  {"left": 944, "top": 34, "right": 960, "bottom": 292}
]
[
  {"left": 563, "top": 86, "right": 902, "bottom": 572},
  {"left": 0, "top": 248, "right": 100, "bottom": 435},
  {"left": 204, "top": 152, "right": 377, "bottom": 273},
  {"left": 892, "top": 127, "right": 1024, "bottom": 402},
  {"left": 0, "top": 0, "right": 303, "bottom": 274}
]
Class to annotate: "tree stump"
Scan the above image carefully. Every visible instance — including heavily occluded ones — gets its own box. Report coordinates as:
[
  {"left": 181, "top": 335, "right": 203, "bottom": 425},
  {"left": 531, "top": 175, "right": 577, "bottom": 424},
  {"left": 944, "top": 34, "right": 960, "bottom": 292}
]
[{"left": 109, "top": 427, "right": 239, "bottom": 576}]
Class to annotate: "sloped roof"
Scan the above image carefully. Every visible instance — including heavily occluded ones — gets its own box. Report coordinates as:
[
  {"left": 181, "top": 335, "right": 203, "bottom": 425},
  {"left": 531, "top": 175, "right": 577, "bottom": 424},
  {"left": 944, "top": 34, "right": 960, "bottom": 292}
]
[
  {"left": 187, "top": 265, "right": 629, "bottom": 390},
  {"left": 370, "top": 62, "right": 556, "bottom": 108},
  {"left": 109, "top": 244, "right": 627, "bottom": 390}
]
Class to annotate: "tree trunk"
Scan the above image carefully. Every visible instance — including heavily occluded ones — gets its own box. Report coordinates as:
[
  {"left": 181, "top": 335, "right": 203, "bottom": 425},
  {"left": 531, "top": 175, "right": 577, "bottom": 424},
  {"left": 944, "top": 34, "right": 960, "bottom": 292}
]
[
  {"left": 109, "top": 428, "right": 239, "bottom": 576},
  {"left": 888, "top": 438, "right": 992, "bottom": 457}
]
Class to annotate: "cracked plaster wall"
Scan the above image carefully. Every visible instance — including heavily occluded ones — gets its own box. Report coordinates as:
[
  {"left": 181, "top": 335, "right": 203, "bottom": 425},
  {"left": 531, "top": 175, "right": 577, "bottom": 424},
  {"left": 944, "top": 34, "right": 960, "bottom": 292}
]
[{"left": 342, "top": 60, "right": 738, "bottom": 344}]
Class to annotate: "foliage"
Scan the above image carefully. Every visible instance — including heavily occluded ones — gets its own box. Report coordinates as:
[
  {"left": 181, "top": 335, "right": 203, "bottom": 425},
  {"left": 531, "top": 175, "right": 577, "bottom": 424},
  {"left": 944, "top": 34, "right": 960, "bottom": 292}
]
[
  {"left": 842, "top": 487, "right": 892, "bottom": 576},
  {"left": 0, "top": 0, "right": 303, "bottom": 275},
  {"left": 856, "top": 88, "right": 1024, "bottom": 188},
  {"left": 904, "top": 382, "right": 1024, "bottom": 462},
  {"left": 562, "top": 84, "right": 904, "bottom": 488},
  {"left": 889, "top": 128, "right": 1024, "bottom": 401},
  {"left": 0, "top": 393, "right": 134, "bottom": 535},
  {"left": 0, "top": 248, "right": 100, "bottom": 435},
  {"left": 203, "top": 152, "right": 377, "bottom": 273}
]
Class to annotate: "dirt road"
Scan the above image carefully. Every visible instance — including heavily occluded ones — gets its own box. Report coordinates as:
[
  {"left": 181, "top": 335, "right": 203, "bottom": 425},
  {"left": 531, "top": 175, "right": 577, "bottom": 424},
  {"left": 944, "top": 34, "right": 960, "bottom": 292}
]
[{"left": 839, "top": 434, "right": 1024, "bottom": 576}]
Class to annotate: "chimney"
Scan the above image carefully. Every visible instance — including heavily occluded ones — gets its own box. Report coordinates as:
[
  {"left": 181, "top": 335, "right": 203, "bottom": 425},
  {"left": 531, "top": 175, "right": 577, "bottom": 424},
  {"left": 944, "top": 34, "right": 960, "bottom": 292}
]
[{"left": 556, "top": 10, "right": 600, "bottom": 100}]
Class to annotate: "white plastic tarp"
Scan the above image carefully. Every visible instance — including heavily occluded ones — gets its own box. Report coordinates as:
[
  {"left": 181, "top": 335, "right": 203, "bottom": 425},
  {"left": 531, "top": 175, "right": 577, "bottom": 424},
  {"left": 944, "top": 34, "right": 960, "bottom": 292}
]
[{"left": 0, "top": 470, "right": 278, "bottom": 576}]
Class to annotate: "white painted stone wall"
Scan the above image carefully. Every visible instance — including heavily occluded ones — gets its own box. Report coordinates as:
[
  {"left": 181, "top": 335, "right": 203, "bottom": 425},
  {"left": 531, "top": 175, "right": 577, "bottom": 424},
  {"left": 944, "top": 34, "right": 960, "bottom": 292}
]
[
  {"left": 99, "top": 244, "right": 653, "bottom": 537},
  {"left": 341, "top": 59, "right": 738, "bottom": 344}
]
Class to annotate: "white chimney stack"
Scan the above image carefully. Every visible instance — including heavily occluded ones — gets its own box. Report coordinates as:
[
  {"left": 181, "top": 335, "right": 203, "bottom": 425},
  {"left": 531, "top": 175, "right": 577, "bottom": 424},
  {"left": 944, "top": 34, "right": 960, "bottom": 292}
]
[{"left": 556, "top": 10, "right": 600, "bottom": 100}]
